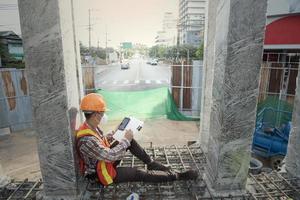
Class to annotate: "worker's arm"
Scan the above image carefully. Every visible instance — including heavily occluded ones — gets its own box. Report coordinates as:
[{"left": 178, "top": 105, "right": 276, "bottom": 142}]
[{"left": 78, "top": 136, "right": 131, "bottom": 162}]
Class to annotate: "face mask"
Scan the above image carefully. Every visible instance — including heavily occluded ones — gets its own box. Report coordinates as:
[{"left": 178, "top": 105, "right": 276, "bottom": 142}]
[{"left": 100, "top": 113, "right": 108, "bottom": 125}]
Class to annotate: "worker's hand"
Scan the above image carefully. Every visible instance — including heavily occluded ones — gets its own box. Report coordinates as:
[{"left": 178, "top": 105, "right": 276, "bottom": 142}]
[
  {"left": 124, "top": 129, "right": 133, "bottom": 142},
  {"left": 106, "top": 130, "right": 115, "bottom": 143}
]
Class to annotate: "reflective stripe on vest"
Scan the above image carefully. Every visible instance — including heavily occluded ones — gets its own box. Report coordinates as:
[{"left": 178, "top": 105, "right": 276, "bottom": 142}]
[
  {"left": 76, "top": 128, "right": 116, "bottom": 185},
  {"left": 98, "top": 161, "right": 113, "bottom": 185}
]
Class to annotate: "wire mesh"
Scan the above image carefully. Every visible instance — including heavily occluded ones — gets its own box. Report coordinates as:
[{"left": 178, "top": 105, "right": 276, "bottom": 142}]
[{"left": 0, "top": 145, "right": 299, "bottom": 200}]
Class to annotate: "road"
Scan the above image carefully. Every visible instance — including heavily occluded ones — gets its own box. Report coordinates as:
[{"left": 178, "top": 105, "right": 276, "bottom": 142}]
[{"left": 94, "top": 58, "right": 171, "bottom": 91}]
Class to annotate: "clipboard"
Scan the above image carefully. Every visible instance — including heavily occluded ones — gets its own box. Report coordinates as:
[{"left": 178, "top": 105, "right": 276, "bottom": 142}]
[{"left": 113, "top": 116, "right": 144, "bottom": 142}]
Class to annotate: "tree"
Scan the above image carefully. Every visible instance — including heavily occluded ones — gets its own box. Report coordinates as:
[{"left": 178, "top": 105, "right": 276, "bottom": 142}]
[
  {"left": 0, "top": 42, "right": 25, "bottom": 68},
  {"left": 195, "top": 43, "right": 204, "bottom": 60}
]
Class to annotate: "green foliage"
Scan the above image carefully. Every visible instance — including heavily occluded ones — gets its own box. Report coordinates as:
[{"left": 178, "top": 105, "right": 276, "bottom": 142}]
[
  {"left": 134, "top": 44, "right": 148, "bottom": 56},
  {"left": 0, "top": 42, "right": 25, "bottom": 68},
  {"left": 148, "top": 44, "right": 200, "bottom": 63},
  {"left": 80, "top": 42, "right": 115, "bottom": 60},
  {"left": 195, "top": 43, "right": 204, "bottom": 60},
  {"left": 149, "top": 45, "right": 166, "bottom": 58}
]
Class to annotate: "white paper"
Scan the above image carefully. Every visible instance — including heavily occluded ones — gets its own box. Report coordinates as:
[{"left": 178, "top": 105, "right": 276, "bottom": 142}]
[{"left": 113, "top": 116, "right": 144, "bottom": 142}]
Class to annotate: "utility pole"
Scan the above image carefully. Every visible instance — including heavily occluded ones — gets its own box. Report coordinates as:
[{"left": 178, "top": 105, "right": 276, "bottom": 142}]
[
  {"left": 105, "top": 26, "right": 108, "bottom": 64},
  {"left": 88, "top": 9, "right": 91, "bottom": 53}
]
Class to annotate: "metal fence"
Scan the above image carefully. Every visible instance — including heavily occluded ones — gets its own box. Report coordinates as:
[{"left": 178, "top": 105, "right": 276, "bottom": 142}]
[
  {"left": 258, "top": 52, "right": 300, "bottom": 110},
  {"left": 0, "top": 68, "right": 33, "bottom": 132},
  {"left": 170, "top": 61, "right": 203, "bottom": 118}
]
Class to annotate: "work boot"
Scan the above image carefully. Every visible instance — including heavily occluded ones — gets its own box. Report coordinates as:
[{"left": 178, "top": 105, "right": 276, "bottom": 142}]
[
  {"left": 147, "top": 161, "right": 172, "bottom": 171},
  {"left": 177, "top": 169, "right": 199, "bottom": 180}
]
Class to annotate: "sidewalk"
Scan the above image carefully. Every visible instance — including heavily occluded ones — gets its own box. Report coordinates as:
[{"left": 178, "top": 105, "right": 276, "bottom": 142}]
[{"left": 0, "top": 118, "right": 199, "bottom": 181}]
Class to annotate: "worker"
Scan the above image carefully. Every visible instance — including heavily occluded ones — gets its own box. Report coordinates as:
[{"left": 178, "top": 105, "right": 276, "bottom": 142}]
[{"left": 76, "top": 93, "right": 198, "bottom": 186}]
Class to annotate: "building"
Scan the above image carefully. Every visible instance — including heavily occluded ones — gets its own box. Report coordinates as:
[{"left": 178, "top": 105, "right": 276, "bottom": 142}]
[
  {"left": 0, "top": 31, "right": 24, "bottom": 65},
  {"left": 258, "top": 0, "right": 300, "bottom": 110},
  {"left": 178, "top": 0, "right": 206, "bottom": 46},
  {"left": 155, "top": 12, "right": 177, "bottom": 46}
]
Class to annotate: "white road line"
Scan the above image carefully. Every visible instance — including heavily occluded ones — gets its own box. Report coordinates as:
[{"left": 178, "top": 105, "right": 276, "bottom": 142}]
[
  {"left": 134, "top": 80, "right": 140, "bottom": 84},
  {"left": 136, "top": 62, "right": 140, "bottom": 80},
  {"left": 145, "top": 80, "right": 151, "bottom": 84}
]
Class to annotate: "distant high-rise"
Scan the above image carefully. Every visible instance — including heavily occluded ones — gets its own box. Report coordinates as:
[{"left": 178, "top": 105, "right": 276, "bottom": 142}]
[
  {"left": 178, "top": 0, "right": 206, "bottom": 46},
  {"left": 155, "top": 12, "right": 178, "bottom": 46}
]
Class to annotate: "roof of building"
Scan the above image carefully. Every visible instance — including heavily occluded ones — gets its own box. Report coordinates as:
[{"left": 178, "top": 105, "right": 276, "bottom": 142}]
[{"left": 0, "top": 31, "right": 22, "bottom": 44}]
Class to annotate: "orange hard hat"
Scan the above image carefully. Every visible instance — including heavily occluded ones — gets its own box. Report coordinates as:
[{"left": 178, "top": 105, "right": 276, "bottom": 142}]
[{"left": 80, "top": 93, "right": 107, "bottom": 113}]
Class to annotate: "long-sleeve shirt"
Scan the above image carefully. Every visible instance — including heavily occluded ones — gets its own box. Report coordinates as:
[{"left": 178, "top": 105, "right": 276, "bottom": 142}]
[{"left": 77, "top": 123, "right": 131, "bottom": 174}]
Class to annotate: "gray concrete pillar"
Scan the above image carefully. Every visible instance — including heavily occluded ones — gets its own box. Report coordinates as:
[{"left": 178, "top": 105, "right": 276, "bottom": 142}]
[
  {"left": 0, "top": 164, "right": 10, "bottom": 187},
  {"left": 18, "top": 0, "right": 83, "bottom": 199},
  {"left": 285, "top": 75, "right": 300, "bottom": 185},
  {"left": 199, "top": 0, "right": 218, "bottom": 153},
  {"left": 204, "top": 0, "right": 267, "bottom": 194}
]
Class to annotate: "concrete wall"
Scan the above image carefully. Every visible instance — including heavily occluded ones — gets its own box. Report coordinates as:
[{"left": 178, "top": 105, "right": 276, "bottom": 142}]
[
  {"left": 0, "top": 68, "right": 33, "bottom": 131},
  {"left": 199, "top": 0, "right": 218, "bottom": 152},
  {"left": 18, "top": 0, "right": 83, "bottom": 199},
  {"left": 285, "top": 61, "right": 300, "bottom": 184},
  {"left": 191, "top": 60, "right": 203, "bottom": 117},
  {"left": 203, "top": 0, "right": 267, "bottom": 194}
]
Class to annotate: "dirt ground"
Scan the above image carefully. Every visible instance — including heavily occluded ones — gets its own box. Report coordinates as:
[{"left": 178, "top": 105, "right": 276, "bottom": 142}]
[{"left": 0, "top": 118, "right": 200, "bottom": 181}]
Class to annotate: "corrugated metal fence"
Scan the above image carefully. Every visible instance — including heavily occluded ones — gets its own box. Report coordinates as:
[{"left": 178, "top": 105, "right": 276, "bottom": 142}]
[{"left": 0, "top": 68, "right": 33, "bottom": 131}]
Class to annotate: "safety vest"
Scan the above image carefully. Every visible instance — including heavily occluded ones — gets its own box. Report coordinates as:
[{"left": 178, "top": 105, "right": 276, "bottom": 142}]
[{"left": 76, "top": 123, "right": 116, "bottom": 186}]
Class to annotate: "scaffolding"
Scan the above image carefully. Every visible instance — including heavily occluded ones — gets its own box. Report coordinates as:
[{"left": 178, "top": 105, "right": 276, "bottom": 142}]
[{"left": 1, "top": 144, "right": 299, "bottom": 199}]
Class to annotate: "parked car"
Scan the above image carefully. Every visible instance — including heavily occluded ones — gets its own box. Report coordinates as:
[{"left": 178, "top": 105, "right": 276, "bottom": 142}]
[
  {"left": 121, "top": 62, "right": 130, "bottom": 69},
  {"left": 150, "top": 59, "right": 158, "bottom": 65}
]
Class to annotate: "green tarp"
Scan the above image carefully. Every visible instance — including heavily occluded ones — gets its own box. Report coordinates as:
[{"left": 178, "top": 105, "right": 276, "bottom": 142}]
[
  {"left": 97, "top": 87, "right": 199, "bottom": 121},
  {"left": 257, "top": 96, "right": 293, "bottom": 127}
]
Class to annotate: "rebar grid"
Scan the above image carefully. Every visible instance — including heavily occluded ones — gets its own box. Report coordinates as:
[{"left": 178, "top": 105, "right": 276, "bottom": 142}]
[
  {"left": 248, "top": 172, "right": 300, "bottom": 200},
  {"left": 0, "top": 179, "right": 42, "bottom": 200},
  {"left": 0, "top": 145, "right": 299, "bottom": 199}
]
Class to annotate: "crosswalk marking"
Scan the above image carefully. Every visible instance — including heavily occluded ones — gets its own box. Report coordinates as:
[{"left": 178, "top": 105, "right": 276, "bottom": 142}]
[{"left": 97, "top": 80, "right": 169, "bottom": 86}]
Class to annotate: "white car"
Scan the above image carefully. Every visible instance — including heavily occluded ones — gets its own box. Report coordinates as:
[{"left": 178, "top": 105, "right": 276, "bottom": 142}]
[
  {"left": 150, "top": 59, "right": 158, "bottom": 65},
  {"left": 121, "top": 62, "right": 130, "bottom": 69}
]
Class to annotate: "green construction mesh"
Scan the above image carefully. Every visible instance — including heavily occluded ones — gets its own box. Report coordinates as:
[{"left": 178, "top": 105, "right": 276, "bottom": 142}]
[
  {"left": 96, "top": 87, "right": 199, "bottom": 121},
  {"left": 257, "top": 96, "right": 293, "bottom": 113},
  {"left": 257, "top": 95, "right": 293, "bottom": 127}
]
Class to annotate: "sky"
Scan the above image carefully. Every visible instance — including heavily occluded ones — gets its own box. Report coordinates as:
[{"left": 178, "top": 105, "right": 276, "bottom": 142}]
[{"left": 0, "top": 0, "right": 178, "bottom": 48}]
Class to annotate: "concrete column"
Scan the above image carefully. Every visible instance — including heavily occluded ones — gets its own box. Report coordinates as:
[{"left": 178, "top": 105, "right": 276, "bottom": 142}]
[
  {"left": 199, "top": 0, "right": 218, "bottom": 153},
  {"left": 0, "top": 164, "right": 10, "bottom": 187},
  {"left": 285, "top": 74, "right": 300, "bottom": 184},
  {"left": 18, "top": 0, "right": 82, "bottom": 199},
  {"left": 204, "top": 0, "right": 267, "bottom": 194}
]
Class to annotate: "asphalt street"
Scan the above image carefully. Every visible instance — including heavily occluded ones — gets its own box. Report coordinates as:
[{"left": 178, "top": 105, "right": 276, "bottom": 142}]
[{"left": 94, "top": 58, "right": 171, "bottom": 91}]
